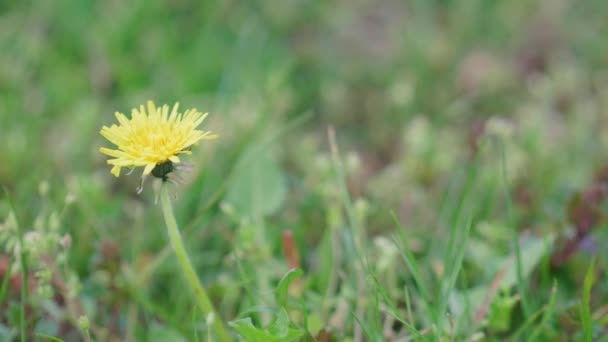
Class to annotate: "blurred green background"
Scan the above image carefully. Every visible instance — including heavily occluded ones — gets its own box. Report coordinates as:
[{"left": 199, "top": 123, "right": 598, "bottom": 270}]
[{"left": 1, "top": 0, "right": 608, "bottom": 340}]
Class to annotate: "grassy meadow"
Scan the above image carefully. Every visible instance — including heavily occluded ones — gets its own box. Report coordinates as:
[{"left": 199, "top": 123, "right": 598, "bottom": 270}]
[{"left": 1, "top": 1, "right": 608, "bottom": 341}]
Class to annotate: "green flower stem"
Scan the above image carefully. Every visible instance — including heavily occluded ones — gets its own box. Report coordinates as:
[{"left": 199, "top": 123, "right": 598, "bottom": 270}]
[{"left": 160, "top": 185, "right": 232, "bottom": 342}]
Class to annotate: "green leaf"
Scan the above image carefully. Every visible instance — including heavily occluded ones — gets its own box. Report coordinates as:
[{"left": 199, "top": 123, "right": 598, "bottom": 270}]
[
  {"left": 229, "top": 318, "right": 270, "bottom": 342},
  {"left": 34, "top": 318, "right": 60, "bottom": 338},
  {"left": 450, "top": 235, "right": 554, "bottom": 321},
  {"left": 499, "top": 235, "right": 554, "bottom": 291},
  {"left": 487, "top": 291, "right": 518, "bottom": 332},
  {"left": 268, "top": 309, "right": 290, "bottom": 336},
  {"left": 229, "top": 312, "right": 305, "bottom": 342},
  {"left": 274, "top": 268, "right": 303, "bottom": 309},
  {"left": 306, "top": 314, "right": 324, "bottom": 337},
  {"left": 225, "top": 147, "right": 286, "bottom": 217},
  {"left": 34, "top": 333, "right": 65, "bottom": 342}
]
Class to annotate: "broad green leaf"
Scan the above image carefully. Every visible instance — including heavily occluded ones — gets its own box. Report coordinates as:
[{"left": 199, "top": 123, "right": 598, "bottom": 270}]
[
  {"left": 229, "top": 313, "right": 305, "bottom": 342},
  {"left": 499, "top": 235, "right": 554, "bottom": 290},
  {"left": 450, "top": 235, "right": 554, "bottom": 318},
  {"left": 225, "top": 147, "right": 286, "bottom": 217},
  {"left": 268, "top": 309, "right": 290, "bottom": 336},
  {"left": 274, "top": 268, "right": 303, "bottom": 309},
  {"left": 230, "top": 318, "right": 274, "bottom": 342}
]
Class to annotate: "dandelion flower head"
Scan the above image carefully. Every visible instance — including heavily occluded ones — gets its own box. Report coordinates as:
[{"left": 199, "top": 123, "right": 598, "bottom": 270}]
[{"left": 100, "top": 101, "right": 217, "bottom": 178}]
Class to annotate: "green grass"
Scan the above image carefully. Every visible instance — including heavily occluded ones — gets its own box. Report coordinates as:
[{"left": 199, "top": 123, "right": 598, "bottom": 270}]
[{"left": 1, "top": 0, "right": 608, "bottom": 340}]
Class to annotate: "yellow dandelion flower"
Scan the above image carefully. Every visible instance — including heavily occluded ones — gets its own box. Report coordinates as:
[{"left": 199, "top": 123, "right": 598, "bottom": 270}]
[{"left": 100, "top": 100, "right": 217, "bottom": 178}]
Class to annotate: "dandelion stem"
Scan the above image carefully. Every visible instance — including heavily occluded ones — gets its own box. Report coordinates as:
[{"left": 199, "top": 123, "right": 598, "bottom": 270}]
[{"left": 160, "top": 185, "right": 232, "bottom": 342}]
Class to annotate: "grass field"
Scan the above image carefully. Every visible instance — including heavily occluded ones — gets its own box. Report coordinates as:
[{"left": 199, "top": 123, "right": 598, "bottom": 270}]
[{"left": 1, "top": 1, "right": 608, "bottom": 341}]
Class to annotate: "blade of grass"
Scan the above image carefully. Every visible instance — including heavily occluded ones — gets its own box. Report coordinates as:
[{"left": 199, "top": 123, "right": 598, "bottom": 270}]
[
  {"left": 441, "top": 154, "right": 480, "bottom": 280},
  {"left": 34, "top": 333, "right": 65, "bottom": 342},
  {"left": 540, "top": 235, "right": 553, "bottom": 292},
  {"left": 372, "top": 285, "right": 382, "bottom": 341},
  {"left": 390, "top": 232, "right": 437, "bottom": 327},
  {"left": 327, "top": 127, "right": 363, "bottom": 254},
  {"left": 429, "top": 152, "right": 481, "bottom": 334},
  {"left": 500, "top": 142, "right": 531, "bottom": 318},
  {"left": 528, "top": 280, "right": 558, "bottom": 341},
  {"left": 457, "top": 266, "right": 474, "bottom": 336},
  {"left": 300, "top": 297, "right": 310, "bottom": 342},
  {"left": 328, "top": 126, "right": 369, "bottom": 341},
  {"left": 437, "top": 214, "right": 474, "bottom": 325},
  {"left": 4, "top": 189, "right": 28, "bottom": 342},
  {"left": 370, "top": 274, "right": 426, "bottom": 340},
  {"left": 352, "top": 311, "right": 373, "bottom": 342},
  {"left": 580, "top": 259, "right": 595, "bottom": 342},
  {"left": 508, "top": 306, "right": 545, "bottom": 341},
  {"left": 404, "top": 286, "right": 414, "bottom": 331},
  {"left": 0, "top": 259, "right": 13, "bottom": 307},
  {"left": 390, "top": 212, "right": 431, "bottom": 302},
  {"left": 193, "top": 307, "right": 200, "bottom": 342}
]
